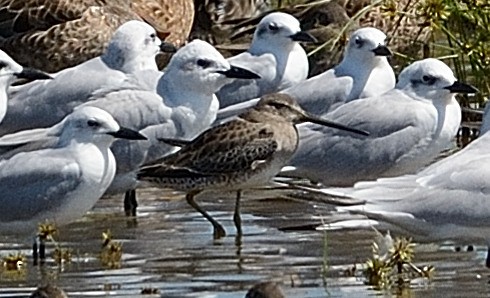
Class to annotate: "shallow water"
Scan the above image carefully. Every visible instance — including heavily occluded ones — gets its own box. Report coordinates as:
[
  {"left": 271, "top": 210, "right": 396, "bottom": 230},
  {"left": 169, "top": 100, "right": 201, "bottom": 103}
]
[{"left": 1, "top": 188, "right": 490, "bottom": 297}]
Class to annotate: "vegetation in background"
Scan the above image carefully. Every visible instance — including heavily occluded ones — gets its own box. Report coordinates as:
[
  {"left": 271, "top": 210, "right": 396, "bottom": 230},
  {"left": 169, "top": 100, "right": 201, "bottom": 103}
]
[
  {"left": 390, "top": 0, "right": 489, "bottom": 106},
  {"left": 270, "top": 0, "right": 489, "bottom": 106}
]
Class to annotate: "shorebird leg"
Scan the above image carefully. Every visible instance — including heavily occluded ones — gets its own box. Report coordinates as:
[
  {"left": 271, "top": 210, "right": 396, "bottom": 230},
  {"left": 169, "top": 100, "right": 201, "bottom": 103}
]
[
  {"left": 186, "top": 190, "right": 226, "bottom": 239},
  {"left": 32, "top": 239, "right": 38, "bottom": 265},
  {"left": 124, "top": 189, "right": 138, "bottom": 217},
  {"left": 486, "top": 247, "right": 490, "bottom": 268},
  {"left": 234, "top": 190, "right": 243, "bottom": 238},
  {"left": 32, "top": 235, "right": 46, "bottom": 266}
]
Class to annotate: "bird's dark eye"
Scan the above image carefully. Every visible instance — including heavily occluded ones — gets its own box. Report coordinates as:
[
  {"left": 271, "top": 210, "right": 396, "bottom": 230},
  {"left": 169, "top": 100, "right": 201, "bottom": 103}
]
[
  {"left": 354, "top": 38, "right": 364, "bottom": 48},
  {"left": 0, "top": 61, "right": 8, "bottom": 69},
  {"left": 87, "top": 120, "right": 100, "bottom": 127},
  {"left": 197, "top": 59, "right": 211, "bottom": 68},
  {"left": 269, "top": 101, "right": 287, "bottom": 109},
  {"left": 268, "top": 23, "right": 279, "bottom": 31},
  {"left": 150, "top": 33, "right": 156, "bottom": 40},
  {"left": 422, "top": 75, "right": 437, "bottom": 85}
]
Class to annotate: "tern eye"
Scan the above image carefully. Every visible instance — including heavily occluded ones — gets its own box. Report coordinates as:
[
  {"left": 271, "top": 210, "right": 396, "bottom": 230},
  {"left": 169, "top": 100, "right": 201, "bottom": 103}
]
[
  {"left": 268, "top": 23, "right": 279, "bottom": 31},
  {"left": 422, "top": 75, "right": 437, "bottom": 85},
  {"left": 150, "top": 33, "right": 156, "bottom": 40},
  {"left": 354, "top": 38, "right": 364, "bottom": 48},
  {"left": 0, "top": 61, "right": 8, "bottom": 69},
  {"left": 197, "top": 59, "right": 212, "bottom": 68},
  {"left": 87, "top": 120, "right": 100, "bottom": 128}
]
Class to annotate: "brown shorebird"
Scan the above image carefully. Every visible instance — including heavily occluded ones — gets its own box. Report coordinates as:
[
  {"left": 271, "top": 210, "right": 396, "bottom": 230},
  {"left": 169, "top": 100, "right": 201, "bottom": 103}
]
[
  {"left": 246, "top": 281, "right": 285, "bottom": 298},
  {"left": 138, "top": 93, "right": 368, "bottom": 239},
  {"left": 0, "top": 0, "right": 194, "bottom": 72},
  {"left": 30, "top": 284, "right": 68, "bottom": 298}
]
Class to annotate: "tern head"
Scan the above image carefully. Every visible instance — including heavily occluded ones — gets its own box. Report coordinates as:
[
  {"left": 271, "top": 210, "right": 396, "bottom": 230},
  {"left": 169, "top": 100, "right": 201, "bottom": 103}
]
[
  {"left": 0, "top": 50, "right": 52, "bottom": 122},
  {"left": 396, "top": 58, "right": 478, "bottom": 101},
  {"left": 103, "top": 20, "right": 169, "bottom": 73},
  {"left": 251, "top": 93, "right": 369, "bottom": 136},
  {"left": 250, "top": 12, "right": 316, "bottom": 53},
  {"left": 0, "top": 50, "right": 52, "bottom": 86},
  {"left": 343, "top": 27, "right": 392, "bottom": 63},
  {"left": 163, "top": 39, "right": 260, "bottom": 95},
  {"left": 58, "top": 106, "right": 146, "bottom": 146}
]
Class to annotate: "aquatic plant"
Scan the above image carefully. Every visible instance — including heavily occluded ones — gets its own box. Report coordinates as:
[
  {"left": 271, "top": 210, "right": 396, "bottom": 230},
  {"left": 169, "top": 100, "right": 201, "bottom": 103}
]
[
  {"left": 364, "top": 234, "right": 434, "bottom": 290},
  {"left": 35, "top": 222, "right": 74, "bottom": 265},
  {"left": 0, "top": 253, "right": 27, "bottom": 281},
  {"left": 100, "top": 230, "right": 123, "bottom": 269},
  {"left": 53, "top": 247, "right": 73, "bottom": 265},
  {"left": 2, "top": 253, "right": 26, "bottom": 271}
]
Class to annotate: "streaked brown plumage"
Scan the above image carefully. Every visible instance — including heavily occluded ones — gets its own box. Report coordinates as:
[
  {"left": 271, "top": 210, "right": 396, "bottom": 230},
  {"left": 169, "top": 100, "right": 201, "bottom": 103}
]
[
  {"left": 0, "top": 3, "right": 138, "bottom": 72},
  {"left": 246, "top": 282, "right": 285, "bottom": 298},
  {"left": 132, "top": 0, "right": 194, "bottom": 46},
  {"left": 192, "top": 0, "right": 270, "bottom": 42},
  {"left": 0, "top": 0, "right": 194, "bottom": 72},
  {"left": 30, "top": 284, "right": 68, "bottom": 298},
  {"left": 138, "top": 93, "right": 368, "bottom": 239}
]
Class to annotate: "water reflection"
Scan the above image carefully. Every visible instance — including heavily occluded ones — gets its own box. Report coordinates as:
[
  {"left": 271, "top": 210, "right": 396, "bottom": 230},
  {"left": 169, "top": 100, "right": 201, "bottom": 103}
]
[{"left": 1, "top": 188, "right": 490, "bottom": 297}]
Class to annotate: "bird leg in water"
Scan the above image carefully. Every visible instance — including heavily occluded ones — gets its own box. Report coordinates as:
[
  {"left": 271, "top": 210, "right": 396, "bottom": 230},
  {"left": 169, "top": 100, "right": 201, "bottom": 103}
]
[
  {"left": 486, "top": 247, "right": 490, "bottom": 268},
  {"left": 234, "top": 190, "right": 243, "bottom": 242},
  {"left": 32, "top": 236, "right": 46, "bottom": 266},
  {"left": 32, "top": 240, "right": 38, "bottom": 265},
  {"left": 124, "top": 189, "right": 138, "bottom": 217},
  {"left": 186, "top": 190, "right": 226, "bottom": 239}
]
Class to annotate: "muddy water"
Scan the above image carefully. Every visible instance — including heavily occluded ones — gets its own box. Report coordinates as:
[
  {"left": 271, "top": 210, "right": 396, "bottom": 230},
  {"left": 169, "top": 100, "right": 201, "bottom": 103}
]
[{"left": 1, "top": 188, "right": 490, "bottom": 297}]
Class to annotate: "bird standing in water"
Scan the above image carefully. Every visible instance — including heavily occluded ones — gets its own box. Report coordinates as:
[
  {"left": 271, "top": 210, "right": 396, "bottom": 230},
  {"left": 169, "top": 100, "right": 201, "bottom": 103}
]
[{"left": 138, "top": 93, "right": 368, "bottom": 239}]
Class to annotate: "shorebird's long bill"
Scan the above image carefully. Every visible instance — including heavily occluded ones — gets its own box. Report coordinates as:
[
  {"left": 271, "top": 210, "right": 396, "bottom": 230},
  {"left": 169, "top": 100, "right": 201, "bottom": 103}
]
[
  {"left": 107, "top": 127, "right": 147, "bottom": 140},
  {"left": 217, "top": 66, "right": 261, "bottom": 79},
  {"left": 303, "top": 113, "right": 370, "bottom": 136},
  {"left": 443, "top": 81, "right": 479, "bottom": 94},
  {"left": 372, "top": 44, "right": 392, "bottom": 56},
  {"left": 160, "top": 41, "right": 178, "bottom": 53},
  {"left": 289, "top": 31, "right": 318, "bottom": 43},
  {"left": 14, "top": 67, "right": 52, "bottom": 81}
]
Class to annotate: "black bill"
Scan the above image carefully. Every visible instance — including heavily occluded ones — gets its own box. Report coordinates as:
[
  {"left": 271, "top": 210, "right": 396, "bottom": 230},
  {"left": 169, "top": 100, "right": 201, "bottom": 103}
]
[
  {"left": 371, "top": 44, "right": 392, "bottom": 56},
  {"left": 107, "top": 127, "right": 147, "bottom": 140},
  {"left": 289, "top": 31, "right": 318, "bottom": 43},
  {"left": 160, "top": 41, "right": 178, "bottom": 53},
  {"left": 14, "top": 67, "right": 53, "bottom": 81},
  {"left": 217, "top": 65, "right": 261, "bottom": 79},
  {"left": 304, "top": 113, "right": 370, "bottom": 136},
  {"left": 443, "top": 80, "right": 479, "bottom": 94}
]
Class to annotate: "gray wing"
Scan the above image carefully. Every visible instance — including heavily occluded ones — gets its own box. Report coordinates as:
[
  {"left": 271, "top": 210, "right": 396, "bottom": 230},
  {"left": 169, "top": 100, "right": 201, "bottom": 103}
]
[
  {"left": 288, "top": 91, "right": 437, "bottom": 185},
  {"left": 0, "top": 137, "right": 59, "bottom": 160},
  {"left": 0, "top": 127, "right": 51, "bottom": 146},
  {"left": 330, "top": 135, "right": 490, "bottom": 235},
  {"left": 352, "top": 156, "right": 490, "bottom": 227},
  {"left": 215, "top": 97, "right": 261, "bottom": 123},
  {"left": 83, "top": 87, "right": 174, "bottom": 173},
  {"left": 400, "top": 160, "right": 490, "bottom": 227},
  {"left": 84, "top": 86, "right": 173, "bottom": 130},
  {"left": 217, "top": 52, "right": 278, "bottom": 108},
  {"left": 1, "top": 58, "right": 127, "bottom": 134},
  {"left": 0, "top": 151, "right": 81, "bottom": 222},
  {"left": 283, "top": 70, "right": 352, "bottom": 116}
]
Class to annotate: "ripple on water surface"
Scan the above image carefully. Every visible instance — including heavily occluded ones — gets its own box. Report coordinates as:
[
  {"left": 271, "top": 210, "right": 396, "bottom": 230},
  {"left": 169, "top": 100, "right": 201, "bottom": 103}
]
[{"left": 1, "top": 188, "right": 490, "bottom": 297}]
